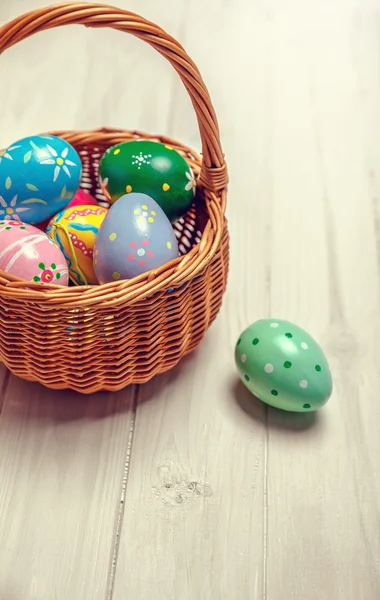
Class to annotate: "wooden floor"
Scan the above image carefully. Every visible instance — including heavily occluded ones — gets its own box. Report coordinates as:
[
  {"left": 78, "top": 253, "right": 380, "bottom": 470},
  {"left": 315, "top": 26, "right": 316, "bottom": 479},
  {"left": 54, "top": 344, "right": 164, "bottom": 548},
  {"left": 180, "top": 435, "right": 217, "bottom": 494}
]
[{"left": 1, "top": 0, "right": 380, "bottom": 598}]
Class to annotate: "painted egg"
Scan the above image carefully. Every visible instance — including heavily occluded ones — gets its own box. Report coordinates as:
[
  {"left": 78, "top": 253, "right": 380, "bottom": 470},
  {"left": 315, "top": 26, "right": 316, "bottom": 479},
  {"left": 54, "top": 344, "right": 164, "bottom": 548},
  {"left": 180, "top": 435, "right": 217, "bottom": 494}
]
[
  {"left": 94, "top": 192, "right": 179, "bottom": 283},
  {"left": 0, "top": 134, "right": 82, "bottom": 224},
  {"left": 0, "top": 219, "right": 68, "bottom": 284},
  {"left": 46, "top": 205, "right": 108, "bottom": 285},
  {"left": 99, "top": 140, "right": 196, "bottom": 222},
  {"left": 235, "top": 319, "right": 333, "bottom": 412},
  {"left": 35, "top": 190, "right": 98, "bottom": 232},
  {"left": 67, "top": 188, "right": 98, "bottom": 209}
]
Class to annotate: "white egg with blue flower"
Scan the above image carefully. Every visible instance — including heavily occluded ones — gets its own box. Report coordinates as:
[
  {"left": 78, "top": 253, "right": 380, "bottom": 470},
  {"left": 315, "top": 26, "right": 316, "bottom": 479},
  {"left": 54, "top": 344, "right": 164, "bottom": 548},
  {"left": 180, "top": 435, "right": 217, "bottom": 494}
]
[{"left": 0, "top": 134, "right": 82, "bottom": 224}]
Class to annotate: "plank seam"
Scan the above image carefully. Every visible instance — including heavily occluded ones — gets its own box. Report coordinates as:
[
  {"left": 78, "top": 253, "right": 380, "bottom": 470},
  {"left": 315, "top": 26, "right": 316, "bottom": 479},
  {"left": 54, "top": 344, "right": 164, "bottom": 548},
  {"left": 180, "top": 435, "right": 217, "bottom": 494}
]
[
  {"left": 263, "top": 406, "right": 269, "bottom": 600},
  {"left": 107, "top": 384, "right": 139, "bottom": 600}
]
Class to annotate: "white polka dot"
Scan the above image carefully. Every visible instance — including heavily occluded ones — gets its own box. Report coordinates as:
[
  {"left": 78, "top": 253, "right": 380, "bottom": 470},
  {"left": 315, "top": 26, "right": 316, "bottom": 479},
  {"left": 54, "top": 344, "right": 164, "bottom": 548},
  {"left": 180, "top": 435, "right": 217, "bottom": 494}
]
[
  {"left": 137, "top": 248, "right": 146, "bottom": 256},
  {"left": 143, "top": 211, "right": 148, "bottom": 217},
  {"left": 301, "top": 342, "right": 309, "bottom": 350},
  {"left": 270, "top": 323, "right": 279, "bottom": 328},
  {"left": 299, "top": 380, "right": 308, "bottom": 388},
  {"left": 241, "top": 354, "right": 247, "bottom": 363},
  {"left": 264, "top": 363, "right": 274, "bottom": 373}
]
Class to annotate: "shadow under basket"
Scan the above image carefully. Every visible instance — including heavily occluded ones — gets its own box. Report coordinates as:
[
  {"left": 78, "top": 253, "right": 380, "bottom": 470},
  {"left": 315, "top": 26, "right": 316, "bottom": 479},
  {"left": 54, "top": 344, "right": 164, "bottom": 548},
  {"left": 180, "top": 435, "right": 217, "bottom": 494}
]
[{"left": 0, "top": 3, "right": 229, "bottom": 394}]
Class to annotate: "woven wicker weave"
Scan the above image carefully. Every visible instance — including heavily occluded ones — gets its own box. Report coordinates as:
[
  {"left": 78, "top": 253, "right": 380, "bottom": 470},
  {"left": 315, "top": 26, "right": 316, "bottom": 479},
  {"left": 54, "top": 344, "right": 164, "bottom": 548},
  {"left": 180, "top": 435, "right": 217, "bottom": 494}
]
[{"left": 0, "top": 2, "right": 229, "bottom": 393}]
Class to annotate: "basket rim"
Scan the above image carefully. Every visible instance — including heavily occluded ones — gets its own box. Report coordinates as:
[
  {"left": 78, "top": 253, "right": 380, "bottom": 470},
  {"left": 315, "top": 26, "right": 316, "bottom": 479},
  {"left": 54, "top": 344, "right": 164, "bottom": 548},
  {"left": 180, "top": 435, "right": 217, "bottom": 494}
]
[{"left": 0, "top": 128, "right": 227, "bottom": 308}]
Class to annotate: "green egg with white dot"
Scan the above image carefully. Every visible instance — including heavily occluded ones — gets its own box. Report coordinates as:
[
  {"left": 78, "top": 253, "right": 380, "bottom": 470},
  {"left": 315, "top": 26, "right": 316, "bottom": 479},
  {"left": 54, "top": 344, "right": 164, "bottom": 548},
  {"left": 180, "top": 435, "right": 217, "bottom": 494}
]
[{"left": 235, "top": 319, "right": 333, "bottom": 412}]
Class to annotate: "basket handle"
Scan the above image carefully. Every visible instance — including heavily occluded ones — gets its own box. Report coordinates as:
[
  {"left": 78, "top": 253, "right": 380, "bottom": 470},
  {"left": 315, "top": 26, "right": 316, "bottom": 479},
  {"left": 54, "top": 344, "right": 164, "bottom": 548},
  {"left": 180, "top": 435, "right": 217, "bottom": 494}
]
[{"left": 0, "top": 2, "right": 228, "bottom": 201}]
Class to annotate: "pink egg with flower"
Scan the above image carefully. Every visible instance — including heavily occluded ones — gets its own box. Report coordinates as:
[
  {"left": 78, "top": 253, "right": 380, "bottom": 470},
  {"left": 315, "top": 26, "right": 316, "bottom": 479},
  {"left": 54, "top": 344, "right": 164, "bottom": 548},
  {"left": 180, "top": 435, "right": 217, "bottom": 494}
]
[{"left": 0, "top": 220, "right": 68, "bottom": 284}]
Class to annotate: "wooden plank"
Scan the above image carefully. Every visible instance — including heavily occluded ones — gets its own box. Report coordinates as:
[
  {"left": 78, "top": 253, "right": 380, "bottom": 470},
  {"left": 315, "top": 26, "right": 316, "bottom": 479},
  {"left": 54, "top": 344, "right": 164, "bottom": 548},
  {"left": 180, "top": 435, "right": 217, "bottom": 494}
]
[
  {"left": 112, "top": 337, "right": 267, "bottom": 599},
  {"left": 0, "top": 376, "right": 136, "bottom": 600},
  {"left": 264, "top": 6, "right": 380, "bottom": 600}
]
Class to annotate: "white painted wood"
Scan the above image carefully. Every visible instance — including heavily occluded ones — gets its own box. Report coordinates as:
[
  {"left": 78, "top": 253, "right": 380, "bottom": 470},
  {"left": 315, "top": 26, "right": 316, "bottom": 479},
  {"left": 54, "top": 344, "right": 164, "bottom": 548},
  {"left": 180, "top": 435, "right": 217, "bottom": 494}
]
[
  {"left": 1, "top": 0, "right": 380, "bottom": 599},
  {"left": 112, "top": 339, "right": 267, "bottom": 599},
  {"left": 266, "top": 7, "right": 380, "bottom": 599},
  {"left": 0, "top": 378, "right": 135, "bottom": 600}
]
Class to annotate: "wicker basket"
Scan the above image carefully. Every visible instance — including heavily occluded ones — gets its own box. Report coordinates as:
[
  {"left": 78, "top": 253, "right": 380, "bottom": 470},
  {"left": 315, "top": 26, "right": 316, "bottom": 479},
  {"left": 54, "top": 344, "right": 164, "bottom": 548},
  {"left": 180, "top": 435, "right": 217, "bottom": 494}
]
[{"left": 0, "top": 2, "right": 229, "bottom": 394}]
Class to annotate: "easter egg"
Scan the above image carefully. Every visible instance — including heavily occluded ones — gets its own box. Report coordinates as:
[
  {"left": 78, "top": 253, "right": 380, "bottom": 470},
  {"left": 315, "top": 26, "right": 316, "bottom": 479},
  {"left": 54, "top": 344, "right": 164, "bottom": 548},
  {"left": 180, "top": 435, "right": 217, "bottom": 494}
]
[
  {"left": 0, "top": 135, "right": 82, "bottom": 224},
  {"left": 0, "top": 219, "right": 68, "bottom": 284},
  {"left": 94, "top": 192, "right": 179, "bottom": 283},
  {"left": 99, "top": 140, "right": 196, "bottom": 222},
  {"left": 235, "top": 319, "right": 333, "bottom": 412},
  {"left": 35, "top": 190, "right": 98, "bottom": 232},
  {"left": 67, "top": 188, "right": 98, "bottom": 209},
  {"left": 46, "top": 205, "right": 108, "bottom": 285}
]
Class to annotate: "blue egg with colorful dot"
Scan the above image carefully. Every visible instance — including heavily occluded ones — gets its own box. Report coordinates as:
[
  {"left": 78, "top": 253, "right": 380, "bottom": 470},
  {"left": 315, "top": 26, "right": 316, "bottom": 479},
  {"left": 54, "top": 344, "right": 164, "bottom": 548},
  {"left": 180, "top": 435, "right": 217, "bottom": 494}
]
[
  {"left": 0, "top": 134, "right": 82, "bottom": 224},
  {"left": 94, "top": 192, "right": 179, "bottom": 283}
]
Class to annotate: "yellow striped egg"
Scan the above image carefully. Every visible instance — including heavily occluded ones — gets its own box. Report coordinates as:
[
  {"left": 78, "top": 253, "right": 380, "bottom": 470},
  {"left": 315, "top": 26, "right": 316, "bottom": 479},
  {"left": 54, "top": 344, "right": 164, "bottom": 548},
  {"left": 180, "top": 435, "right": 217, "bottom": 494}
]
[{"left": 46, "top": 205, "right": 107, "bottom": 285}]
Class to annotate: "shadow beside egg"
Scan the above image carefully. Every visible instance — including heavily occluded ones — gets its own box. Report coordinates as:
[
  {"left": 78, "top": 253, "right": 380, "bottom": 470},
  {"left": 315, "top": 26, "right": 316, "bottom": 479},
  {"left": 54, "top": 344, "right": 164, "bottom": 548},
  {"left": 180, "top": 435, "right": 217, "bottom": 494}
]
[{"left": 231, "top": 378, "right": 322, "bottom": 433}]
